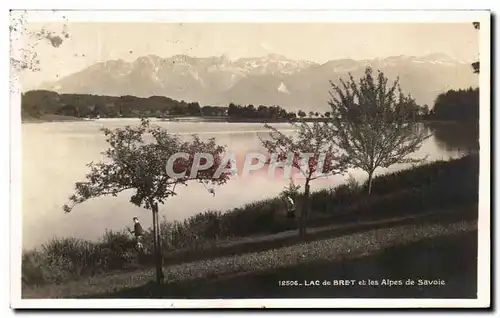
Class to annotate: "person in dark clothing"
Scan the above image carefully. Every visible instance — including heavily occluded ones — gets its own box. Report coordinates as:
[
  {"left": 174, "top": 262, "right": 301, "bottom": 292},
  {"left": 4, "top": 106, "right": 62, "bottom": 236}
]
[
  {"left": 284, "top": 195, "right": 296, "bottom": 219},
  {"left": 130, "top": 216, "right": 144, "bottom": 250}
]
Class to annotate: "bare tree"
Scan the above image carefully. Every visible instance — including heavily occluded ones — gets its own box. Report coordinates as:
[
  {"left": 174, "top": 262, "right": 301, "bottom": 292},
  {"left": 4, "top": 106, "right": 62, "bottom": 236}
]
[
  {"left": 261, "top": 121, "right": 347, "bottom": 236},
  {"left": 328, "top": 67, "right": 430, "bottom": 194},
  {"left": 63, "top": 118, "right": 230, "bottom": 284}
]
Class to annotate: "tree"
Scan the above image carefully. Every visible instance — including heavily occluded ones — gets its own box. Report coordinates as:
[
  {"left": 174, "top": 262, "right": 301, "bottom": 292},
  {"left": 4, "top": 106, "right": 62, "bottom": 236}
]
[
  {"left": 281, "top": 178, "right": 301, "bottom": 217},
  {"left": 433, "top": 88, "right": 479, "bottom": 121},
  {"left": 62, "top": 118, "right": 231, "bottom": 284},
  {"left": 246, "top": 104, "right": 256, "bottom": 112},
  {"left": 187, "top": 102, "right": 201, "bottom": 116},
  {"left": 56, "top": 104, "right": 78, "bottom": 117},
  {"left": 277, "top": 108, "right": 286, "bottom": 119},
  {"left": 170, "top": 102, "right": 188, "bottom": 116},
  {"left": 297, "top": 110, "right": 306, "bottom": 118},
  {"left": 257, "top": 105, "right": 269, "bottom": 118},
  {"left": 421, "top": 104, "right": 430, "bottom": 118},
  {"left": 472, "top": 22, "right": 480, "bottom": 74},
  {"left": 281, "top": 177, "right": 301, "bottom": 199},
  {"left": 260, "top": 121, "right": 347, "bottom": 236},
  {"left": 328, "top": 67, "right": 430, "bottom": 194}
]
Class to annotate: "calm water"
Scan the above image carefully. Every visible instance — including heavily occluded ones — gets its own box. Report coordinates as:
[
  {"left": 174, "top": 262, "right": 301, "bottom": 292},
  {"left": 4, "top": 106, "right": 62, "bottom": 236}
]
[{"left": 21, "top": 119, "right": 475, "bottom": 249}]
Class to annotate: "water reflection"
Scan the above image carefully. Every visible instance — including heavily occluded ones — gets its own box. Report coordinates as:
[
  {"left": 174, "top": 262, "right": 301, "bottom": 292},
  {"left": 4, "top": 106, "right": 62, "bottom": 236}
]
[
  {"left": 21, "top": 120, "right": 474, "bottom": 249},
  {"left": 426, "top": 122, "right": 479, "bottom": 153}
]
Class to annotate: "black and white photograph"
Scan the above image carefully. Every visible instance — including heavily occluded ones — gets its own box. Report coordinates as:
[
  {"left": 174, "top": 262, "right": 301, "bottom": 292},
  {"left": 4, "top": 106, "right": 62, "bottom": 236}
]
[{"left": 9, "top": 9, "right": 491, "bottom": 308}]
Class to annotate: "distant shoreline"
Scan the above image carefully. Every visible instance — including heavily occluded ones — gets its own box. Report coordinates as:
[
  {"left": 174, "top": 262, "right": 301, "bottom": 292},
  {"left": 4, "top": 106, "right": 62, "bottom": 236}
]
[
  {"left": 21, "top": 115, "right": 302, "bottom": 124},
  {"left": 21, "top": 115, "right": 473, "bottom": 125},
  {"left": 22, "top": 114, "right": 85, "bottom": 123}
]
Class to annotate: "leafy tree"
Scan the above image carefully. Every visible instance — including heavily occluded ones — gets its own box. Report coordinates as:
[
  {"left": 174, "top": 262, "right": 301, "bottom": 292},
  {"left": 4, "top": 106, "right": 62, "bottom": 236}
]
[
  {"left": 227, "top": 103, "right": 240, "bottom": 117},
  {"left": 297, "top": 110, "right": 307, "bottom": 118},
  {"left": 421, "top": 104, "right": 430, "bottom": 117},
  {"left": 472, "top": 22, "right": 480, "bottom": 74},
  {"left": 261, "top": 121, "right": 347, "bottom": 235},
  {"left": 278, "top": 108, "right": 288, "bottom": 119},
  {"left": 201, "top": 105, "right": 225, "bottom": 116},
  {"left": 56, "top": 104, "right": 78, "bottom": 117},
  {"left": 257, "top": 105, "right": 269, "bottom": 118},
  {"left": 246, "top": 104, "right": 256, "bottom": 112},
  {"left": 280, "top": 178, "right": 301, "bottom": 217},
  {"left": 281, "top": 177, "right": 301, "bottom": 199},
  {"left": 62, "top": 118, "right": 230, "bottom": 284},
  {"left": 170, "top": 102, "right": 188, "bottom": 116},
  {"left": 432, "top": 87, "right": 479, "bottom": 121},
  {"left": 328, "top": 67, "right": 429, "bottom": 194},
  {"left": 187, "top": 102, "right": 201, "bottom": 116},
  {"left": 287, "top": 112, "right": 297, "bottom": 120}
]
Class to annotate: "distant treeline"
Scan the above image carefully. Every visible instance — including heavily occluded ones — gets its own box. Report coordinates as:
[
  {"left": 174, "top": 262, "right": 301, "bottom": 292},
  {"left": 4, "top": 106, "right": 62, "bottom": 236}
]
[
  {"left": 21, "top": 90, "right": 297, "bottom": 121},
  {"left": 21, "top": 87, "right": 479, "bottom": 122},
  {"left": 427, "top": 87, "right": 479, "bottom": 121}
]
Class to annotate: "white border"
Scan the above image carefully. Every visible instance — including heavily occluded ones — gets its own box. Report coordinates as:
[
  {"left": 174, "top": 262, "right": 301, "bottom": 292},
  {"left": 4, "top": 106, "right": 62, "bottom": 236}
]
[
  {"left": 12, "top": 9, "right": 495, "bottom": 23},
  {"left": 9, "top": 9, "right": 491, "bottom": 309},
  {"left": 477, "top": 10, "right": 491, "bottom": 309}
]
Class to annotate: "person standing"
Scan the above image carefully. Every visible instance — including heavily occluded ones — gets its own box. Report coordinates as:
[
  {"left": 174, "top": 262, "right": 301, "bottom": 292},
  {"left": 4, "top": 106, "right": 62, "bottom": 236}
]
[
  {"left": 130, "top": 216, "right": 144, "bottom": 250},
  {"left": 285, "top": 195, "right": 296, "bottom": 218}
]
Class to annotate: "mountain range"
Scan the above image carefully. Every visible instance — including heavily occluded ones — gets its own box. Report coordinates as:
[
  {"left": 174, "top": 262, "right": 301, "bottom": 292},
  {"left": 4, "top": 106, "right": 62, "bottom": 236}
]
[{"left": 38, "top": 53, "right": 478, "bottom": 112}]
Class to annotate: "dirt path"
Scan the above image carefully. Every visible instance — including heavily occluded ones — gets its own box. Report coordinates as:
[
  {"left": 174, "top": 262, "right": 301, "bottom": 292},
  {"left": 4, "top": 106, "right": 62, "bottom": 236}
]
[{"left": 22, "top": 218, "right": 477, "bottom": 299}]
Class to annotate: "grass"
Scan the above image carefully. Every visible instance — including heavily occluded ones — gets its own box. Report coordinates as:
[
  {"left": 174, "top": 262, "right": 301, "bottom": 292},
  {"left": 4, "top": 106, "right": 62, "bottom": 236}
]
[
  {"left": 168, "top": 230, "right": 478, "bottom": 299},
  {"left": 21, "top": 154, "right": 479, "bottom": 288},
  {"left": 22, "top": 217, "right": 477, "bottom": 299}
]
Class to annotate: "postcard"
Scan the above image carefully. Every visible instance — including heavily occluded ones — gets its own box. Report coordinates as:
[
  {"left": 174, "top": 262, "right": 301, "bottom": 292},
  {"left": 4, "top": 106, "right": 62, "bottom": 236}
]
[{"left": 10, "top": 9, "right": 491, "bottom": 309}]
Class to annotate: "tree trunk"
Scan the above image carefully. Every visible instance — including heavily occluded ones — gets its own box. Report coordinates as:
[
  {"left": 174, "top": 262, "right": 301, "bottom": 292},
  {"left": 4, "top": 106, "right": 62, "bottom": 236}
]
[
  {"left": 299, "top": 181, "right": 310, "bottom": 237},
  {"left": 155, "top": 203, "right": 164, "bottom": 281},
  {"left": 367, "top": 171, "right": 374, "bottom": 195},
  {"left": 151, "top": 207, "right": 157, "bottom": 254},
  {"left": 151, "top": 203, "right": 164, "bottom": 284}
]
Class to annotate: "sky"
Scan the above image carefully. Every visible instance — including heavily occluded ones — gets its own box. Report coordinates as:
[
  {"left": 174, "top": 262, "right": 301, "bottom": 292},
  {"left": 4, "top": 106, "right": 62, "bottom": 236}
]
[{"left": 16, "top": 22, "right": 479, "bottom": 90}]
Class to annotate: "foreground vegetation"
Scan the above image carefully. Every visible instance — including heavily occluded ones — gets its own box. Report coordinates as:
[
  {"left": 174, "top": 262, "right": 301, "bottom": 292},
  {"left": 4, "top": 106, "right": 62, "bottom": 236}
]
[
  {"left": 22, "top": 154, "right": 479, "bottom": 287},
  {"left": 22, "top": 217, "right": 477, "bottom": 298}
]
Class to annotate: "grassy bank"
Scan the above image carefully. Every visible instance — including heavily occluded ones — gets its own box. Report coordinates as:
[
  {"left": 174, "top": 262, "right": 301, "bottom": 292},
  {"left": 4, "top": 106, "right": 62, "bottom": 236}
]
[
  {"left": 21, "top": 154, "right": 479, "bottom": 287},
  {"left": 22, "top": 219, "right": 477, "bottom": 298}
]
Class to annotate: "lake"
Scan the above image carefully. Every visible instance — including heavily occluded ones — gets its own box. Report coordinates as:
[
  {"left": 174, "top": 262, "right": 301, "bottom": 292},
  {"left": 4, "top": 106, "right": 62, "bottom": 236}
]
[{"left": 21, "top": 119, "right": 477, "bottom": 249}]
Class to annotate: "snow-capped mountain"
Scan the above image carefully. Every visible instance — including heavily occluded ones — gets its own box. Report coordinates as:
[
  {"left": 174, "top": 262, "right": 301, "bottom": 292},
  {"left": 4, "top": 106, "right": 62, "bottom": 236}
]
[{"left": 38, "top": 53, "right": 478, "bottom": 112}]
